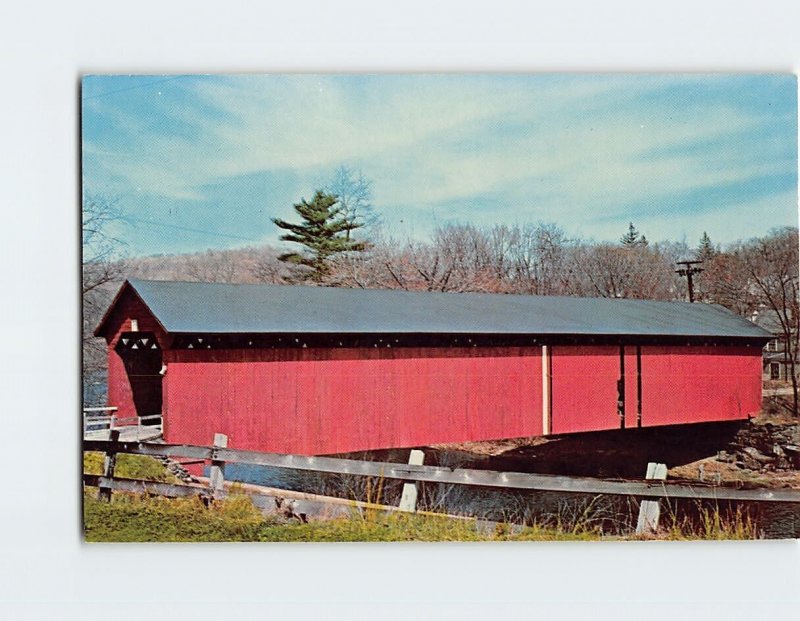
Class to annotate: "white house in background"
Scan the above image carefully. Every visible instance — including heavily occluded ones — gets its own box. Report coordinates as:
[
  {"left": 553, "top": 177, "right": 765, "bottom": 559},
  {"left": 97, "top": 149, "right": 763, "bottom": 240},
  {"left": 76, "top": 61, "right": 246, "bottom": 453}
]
[{"left": 751, "top": 309, "right": 797, "bottom": 382}]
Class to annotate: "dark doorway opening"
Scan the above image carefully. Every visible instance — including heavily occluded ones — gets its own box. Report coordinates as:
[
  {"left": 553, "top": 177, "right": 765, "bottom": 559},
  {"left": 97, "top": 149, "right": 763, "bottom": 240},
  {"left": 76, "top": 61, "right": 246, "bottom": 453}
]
[{"left": 115, "top": 332, "right": 163, "bottom": 424}]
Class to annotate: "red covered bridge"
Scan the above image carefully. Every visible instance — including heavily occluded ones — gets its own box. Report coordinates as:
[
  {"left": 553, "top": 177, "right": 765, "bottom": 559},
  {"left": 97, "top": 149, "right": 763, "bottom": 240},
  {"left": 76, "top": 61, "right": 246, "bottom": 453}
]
[{"left": 94, "top": 279, "right": 771, "bottom": 455}]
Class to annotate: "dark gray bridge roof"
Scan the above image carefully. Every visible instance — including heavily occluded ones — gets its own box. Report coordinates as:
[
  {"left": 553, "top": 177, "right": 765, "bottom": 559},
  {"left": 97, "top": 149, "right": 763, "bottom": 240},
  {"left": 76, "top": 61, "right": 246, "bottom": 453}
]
[{"left": 97, "top": 279, "right": 772, "bottom": 341}]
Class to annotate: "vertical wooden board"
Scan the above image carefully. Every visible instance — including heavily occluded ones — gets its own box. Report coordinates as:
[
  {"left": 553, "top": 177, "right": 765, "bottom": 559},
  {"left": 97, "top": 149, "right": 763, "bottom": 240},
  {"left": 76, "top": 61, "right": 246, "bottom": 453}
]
[
  {"left": 465, "top": 352, "right": 482, "bottom": 440},
  {"left": 254, "top": 354, "right": 277, "bottom": 451},
  {"left": 636, "top": 461, "right": 667, "bottom": 534},
  {"left": 387, "top": 350, "right": 409, "bottom": 448},
  {"left": 551, "top": 346, "right": 620, "bottom": 434},
  {"left": 204, "top": 363, "right": 220, "bottom": 442},
  {"left": 162, "top": 361, "right": 184, "bottom": 444},
  {"left": 288, "top": 355, "right": 305, "bottom": 453},
  {"left": 106, "top": 350, "right": 135, "bottom": 419},
  {"left": 186, "top": 363, "right": 205, "bottom": 443},
  {"left": 244, "top": 360, "right": 257, "bottom": 448},
  {"left": 299, "top": 351, "right": 347, "bottom": 454},
  {"left": 527, "top": 346, "right": 545, "bottom": 437},
  {"left": 422, "top": 353, "right": 437, "bottom": 440},
  {"left": 469, "top": 349, "right": 482, "bottom": 433},
  {"left": 398, "top": 449, "right": 426, "bottom": 512},
  {"left": 267, "top": 352, "right": 286, "bottom": 450},
  {"left": 433, "top": 354, "right": 456, "bottom": 445},
  {"left": 624, "top": 347, "right": 639, "bottom": 429},
  {"left": 221, "top": 361, "right": 234, "bottom": 444},
  {"left": 161, "top": 350, "right": 170, "bottom": 440},
  {"left": 541, "top": 345, "right": 552, "bottom": 435},
  {"left": 314, "top": 359, "right": 329, "bottom": 452},
  {"left": 199, "top": 363, "right": 218, "bottom": 443},
  {"left": 161, "top": 360, "right": 178, "bottom": 444},
  {"left": 347, "top": 354, "right": 370, "bottom": 452},
  {"left": 295, "top": 360, "right": 311, "bottom": 454}
]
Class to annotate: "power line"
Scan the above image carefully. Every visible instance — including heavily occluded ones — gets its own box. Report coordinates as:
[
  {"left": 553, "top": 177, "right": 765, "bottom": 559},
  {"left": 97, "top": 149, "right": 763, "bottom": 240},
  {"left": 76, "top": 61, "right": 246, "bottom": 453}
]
[
  {"left": 82, "top": 76, "right": 187, "bottom": 101},
  {"left": 120, "top": 215, "right": 265, "bottom": 244}
]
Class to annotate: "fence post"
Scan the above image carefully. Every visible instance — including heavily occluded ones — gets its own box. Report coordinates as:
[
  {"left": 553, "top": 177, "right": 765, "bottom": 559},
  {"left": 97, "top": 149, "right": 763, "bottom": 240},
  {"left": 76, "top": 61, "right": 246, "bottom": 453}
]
[
  {"left": 398, "top": 449, "right": 425, "bottom": 512},
  {"left": 209, "top": 433, "right": 228, "bottom": 499},
  {"left": 635, "top": 462, "right": 668, "bottom": 535},
  {"left": 98, "top": 429, "right": 120, "bottom": 502}
]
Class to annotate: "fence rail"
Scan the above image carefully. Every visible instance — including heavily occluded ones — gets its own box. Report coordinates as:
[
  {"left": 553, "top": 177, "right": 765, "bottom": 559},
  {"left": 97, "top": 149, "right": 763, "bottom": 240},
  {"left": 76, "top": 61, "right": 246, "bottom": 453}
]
[
  {"left": 83, "top": 438, "right": 800, "bottom": 505},
  {"left": 83, "top": 414, "right": 162, "bottom": 441}
]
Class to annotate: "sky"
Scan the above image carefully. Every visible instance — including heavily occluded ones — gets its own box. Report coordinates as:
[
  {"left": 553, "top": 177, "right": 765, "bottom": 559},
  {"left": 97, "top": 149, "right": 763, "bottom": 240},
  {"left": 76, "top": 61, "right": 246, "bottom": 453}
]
[{"left": 81, "top": 74, "right": 798, "bottom": 257}]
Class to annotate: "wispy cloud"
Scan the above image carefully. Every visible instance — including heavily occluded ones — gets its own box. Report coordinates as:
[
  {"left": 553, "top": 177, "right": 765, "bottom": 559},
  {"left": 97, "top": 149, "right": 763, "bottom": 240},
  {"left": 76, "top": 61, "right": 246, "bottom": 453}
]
[{"left": 81, "top": 74, "right": 797, "bottom": 255}]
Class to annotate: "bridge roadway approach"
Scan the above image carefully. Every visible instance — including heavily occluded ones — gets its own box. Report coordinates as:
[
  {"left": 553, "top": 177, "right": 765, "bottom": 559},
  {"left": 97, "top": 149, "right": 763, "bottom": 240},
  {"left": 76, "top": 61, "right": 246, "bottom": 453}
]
[{"left": 83, "top": 425, "right": 163, "bottom": 442}]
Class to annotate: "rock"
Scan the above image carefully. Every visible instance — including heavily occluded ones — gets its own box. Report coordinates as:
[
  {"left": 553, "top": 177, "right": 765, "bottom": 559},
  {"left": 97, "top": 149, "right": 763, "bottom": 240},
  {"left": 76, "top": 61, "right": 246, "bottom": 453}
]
[
  {"left": 742, "top": 446, "right": 774, "bottom": 465},
  {"left": 783, "top": 445, "right": 800, "bottom": 468}
]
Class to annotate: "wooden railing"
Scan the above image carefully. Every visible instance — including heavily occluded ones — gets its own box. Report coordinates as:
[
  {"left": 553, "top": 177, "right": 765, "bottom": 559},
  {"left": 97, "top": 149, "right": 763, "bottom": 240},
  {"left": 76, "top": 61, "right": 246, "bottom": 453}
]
[
  {"left": 83, "top": 435, "right": 800, "bottom": 518},
  {"left": 83, "top": 409, "right": 162, "bottom": 441}
]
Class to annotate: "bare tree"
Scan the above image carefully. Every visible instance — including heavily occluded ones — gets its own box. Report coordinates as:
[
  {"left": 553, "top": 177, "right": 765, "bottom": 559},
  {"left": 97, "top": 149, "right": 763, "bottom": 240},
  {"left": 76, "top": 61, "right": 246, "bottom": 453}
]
[
  {"left": 82, "top": 193, "right": 126, "bottom": 400},
  {"left": 82, "top": 192, "right": 125, "bottom": 296},
  {"left": 505, "top": 223, "right": 573, "bottom": 295},
  {"left": 736, "top": 228, "right": 799, "bottom": 415},
  {"left": 381, "top": 224, "right": 505, "bottom": 293},
  {"left": 251, "top": 247, "right": 289, "bottom": 284},
  {"left": 326, "top": 226, "right": 400, "bottom": 289},
  {"left": 572, "top": 242, "right": 675, "bottom": 300},
  {"left": 697, "top": 250, "right": 758, "bottom": 314},
  {"left": 183, "top": 249, "right": 241, "bottom": 283},
  {"left": 326, "top": 165, "right": 379, "bottom": 241},
  {"left": 485, "top": 224, "right": 516, "bottom": 284}
]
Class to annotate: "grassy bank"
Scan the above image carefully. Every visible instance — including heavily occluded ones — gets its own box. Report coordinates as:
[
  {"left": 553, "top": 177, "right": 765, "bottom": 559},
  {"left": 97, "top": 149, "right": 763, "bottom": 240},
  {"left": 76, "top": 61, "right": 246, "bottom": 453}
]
[
  {"left": 83, "top": 491, "right": 759, "bottom": 542},
  {"left": 83, "top": 492, "right": 604, "bottom": 542},
  {"left": 83, "top": 451, "right": 179, "bottom": 483}
]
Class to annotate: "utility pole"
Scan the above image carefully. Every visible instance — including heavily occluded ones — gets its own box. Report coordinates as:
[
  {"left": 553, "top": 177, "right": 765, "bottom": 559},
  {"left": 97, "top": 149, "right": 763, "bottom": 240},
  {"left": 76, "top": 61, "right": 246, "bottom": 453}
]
[{"left": 675, "top": 260, "right": 704, "bottom": 303}]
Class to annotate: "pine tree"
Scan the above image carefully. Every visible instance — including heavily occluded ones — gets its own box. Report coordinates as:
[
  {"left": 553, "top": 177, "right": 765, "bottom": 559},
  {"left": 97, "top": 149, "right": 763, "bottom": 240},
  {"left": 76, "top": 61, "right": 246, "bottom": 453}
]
[
  {"left": 696, "top": 231, "right": 716, "bottom": 262},
  {"left": 272, "top": 190, "right": 366, "bottom": 283},
  {"left": 620, "top": 222, "right": 648, "bottom": 247}
]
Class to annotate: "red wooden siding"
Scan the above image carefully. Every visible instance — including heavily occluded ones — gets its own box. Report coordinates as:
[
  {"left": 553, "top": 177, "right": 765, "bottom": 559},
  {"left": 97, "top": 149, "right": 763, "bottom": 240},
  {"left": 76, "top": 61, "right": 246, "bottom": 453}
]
[
  {"left": 549, "top": 345, "right": 759, "bottom": 435},
  {"left": 550, "top": 346, "right": 621, "bottom": 434},
  {"left": 107, "top": 350, "right": 136, "bottom": 420},
  {"left": 639, "top": 345, "right": 761, "bottom": 426},
  {"left": 162, "top": 347, "right": 544, "bottom": 455}
]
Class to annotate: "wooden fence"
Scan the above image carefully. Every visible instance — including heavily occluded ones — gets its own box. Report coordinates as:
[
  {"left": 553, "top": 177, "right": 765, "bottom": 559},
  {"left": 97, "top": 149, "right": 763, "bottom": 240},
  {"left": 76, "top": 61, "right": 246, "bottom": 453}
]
[{"left": 83, "top": 435, "right": 800, "bottom": 518}]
